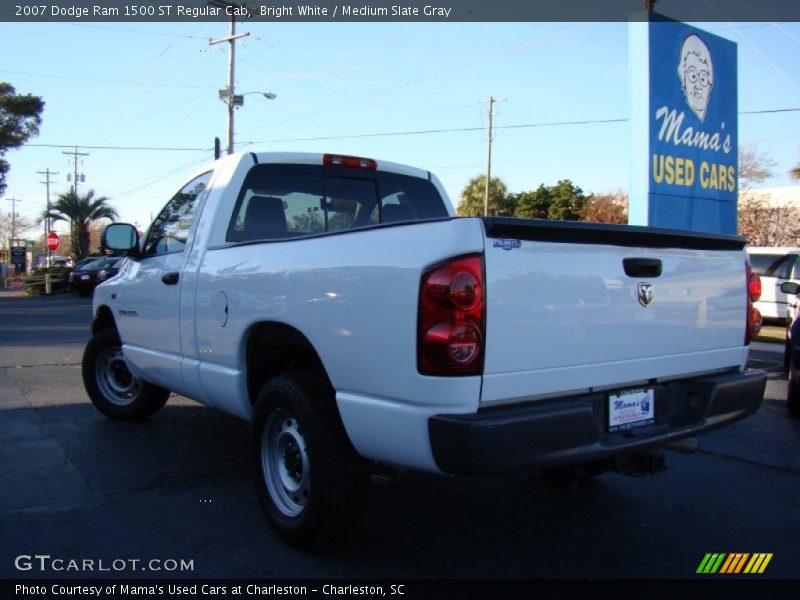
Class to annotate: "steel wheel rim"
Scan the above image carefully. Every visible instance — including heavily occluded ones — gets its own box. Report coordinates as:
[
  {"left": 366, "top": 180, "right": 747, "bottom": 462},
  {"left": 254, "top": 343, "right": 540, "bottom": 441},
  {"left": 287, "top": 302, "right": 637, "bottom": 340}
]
[
  {"left": 261, "top": 408, "right": 310, "bottom": 517},
  {"left": 96, "top": 346, "right": 141, "bottom": 406}
]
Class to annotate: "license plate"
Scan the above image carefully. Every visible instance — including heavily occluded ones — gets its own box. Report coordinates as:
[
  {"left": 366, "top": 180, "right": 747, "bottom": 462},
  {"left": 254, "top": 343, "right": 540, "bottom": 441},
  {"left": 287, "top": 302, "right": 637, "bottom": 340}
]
[
  {"left": 608, "top": 388, "right": 655, "bottom": 432},
  {"left": 81, "top": 275, "right": 90, "bottom": 280}
]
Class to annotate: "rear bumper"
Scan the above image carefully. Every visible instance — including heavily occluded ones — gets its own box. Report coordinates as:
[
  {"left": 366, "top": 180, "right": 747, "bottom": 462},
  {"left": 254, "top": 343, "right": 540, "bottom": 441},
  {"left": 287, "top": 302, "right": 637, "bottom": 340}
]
[{"left": 428, "top": 369, "right": 766, "bottom": 475}]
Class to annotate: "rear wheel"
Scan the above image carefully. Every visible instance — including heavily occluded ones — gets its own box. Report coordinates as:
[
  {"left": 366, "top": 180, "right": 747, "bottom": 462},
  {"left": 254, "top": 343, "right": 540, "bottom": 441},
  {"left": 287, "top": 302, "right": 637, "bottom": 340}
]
[
  {"left": 82, "top": 328, "right": 170, "bottom": 420},
  {"left": 251, "top": 372, "right": 367, "bottom": 549}
]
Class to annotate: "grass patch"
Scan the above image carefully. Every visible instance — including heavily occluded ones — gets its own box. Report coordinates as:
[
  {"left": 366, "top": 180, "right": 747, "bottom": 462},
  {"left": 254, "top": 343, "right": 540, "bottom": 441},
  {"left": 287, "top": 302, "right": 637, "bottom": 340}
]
[{"left": 756, "top": 325, "right": 786, "bottom": 345}]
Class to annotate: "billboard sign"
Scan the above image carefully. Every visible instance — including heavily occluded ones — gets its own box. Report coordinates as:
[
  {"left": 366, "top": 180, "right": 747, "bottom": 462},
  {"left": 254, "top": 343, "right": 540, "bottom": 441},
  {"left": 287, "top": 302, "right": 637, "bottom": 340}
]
[{"left": 630, "top": 16, "right": 738, "bottom": 234}]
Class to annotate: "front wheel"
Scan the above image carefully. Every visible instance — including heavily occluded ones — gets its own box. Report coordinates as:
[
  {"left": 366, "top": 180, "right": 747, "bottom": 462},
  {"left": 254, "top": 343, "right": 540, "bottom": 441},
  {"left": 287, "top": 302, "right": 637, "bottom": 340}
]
[
  {"left": 82, "top": 328, "right": 170, "bottom": 420},
  {"left": 251, "top": 373, "right": 367, "bottom": 549}
]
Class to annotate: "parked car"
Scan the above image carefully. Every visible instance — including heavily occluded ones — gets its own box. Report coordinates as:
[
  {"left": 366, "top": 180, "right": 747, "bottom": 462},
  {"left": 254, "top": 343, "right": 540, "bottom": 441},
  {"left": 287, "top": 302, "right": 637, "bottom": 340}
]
[
  {"left": 747, "top": 247, "right": 800, "bottom": 324},
  {"left": 51, "top": 255, "right": 74, "bottom": 268},
  {"left": 781, "top": 281, "right": 800, "bottom": 418},
  {"left": 69, "top": 257, "right": 124, "bottom": 296}
]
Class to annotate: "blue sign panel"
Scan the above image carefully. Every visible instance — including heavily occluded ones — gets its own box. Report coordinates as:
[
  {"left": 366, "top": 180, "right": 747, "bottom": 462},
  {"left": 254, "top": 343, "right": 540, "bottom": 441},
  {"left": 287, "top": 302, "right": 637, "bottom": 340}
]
[{"left": 629, "top": 17, "right": 738, "bottom": 234}]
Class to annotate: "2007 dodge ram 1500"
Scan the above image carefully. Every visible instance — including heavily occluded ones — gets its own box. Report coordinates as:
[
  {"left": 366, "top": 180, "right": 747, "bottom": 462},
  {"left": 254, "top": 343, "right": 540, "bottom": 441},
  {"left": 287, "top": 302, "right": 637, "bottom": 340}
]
[{"left": 83, "top": 151, "right": 766, "bottom": 548}]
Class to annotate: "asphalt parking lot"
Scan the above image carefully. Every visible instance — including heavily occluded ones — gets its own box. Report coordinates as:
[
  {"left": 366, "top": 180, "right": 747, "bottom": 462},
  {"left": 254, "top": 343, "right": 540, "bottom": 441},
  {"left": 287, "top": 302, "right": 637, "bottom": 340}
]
[{"left": 0, "top": 294, "right": 798, "bottom": 583}]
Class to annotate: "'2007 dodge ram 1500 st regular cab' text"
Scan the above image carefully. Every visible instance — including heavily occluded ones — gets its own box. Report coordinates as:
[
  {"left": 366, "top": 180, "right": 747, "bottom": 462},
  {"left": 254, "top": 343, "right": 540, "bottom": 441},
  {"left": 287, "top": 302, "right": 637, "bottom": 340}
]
[{"left": 83, "top": 152, "right": 766, "bottom": 548}]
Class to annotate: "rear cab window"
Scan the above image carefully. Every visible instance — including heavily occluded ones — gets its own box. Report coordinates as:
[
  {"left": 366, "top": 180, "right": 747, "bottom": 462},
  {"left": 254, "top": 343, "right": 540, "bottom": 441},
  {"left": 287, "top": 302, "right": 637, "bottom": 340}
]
[{"left": 226, "top": 163, "right": 449, "bottom": 243}]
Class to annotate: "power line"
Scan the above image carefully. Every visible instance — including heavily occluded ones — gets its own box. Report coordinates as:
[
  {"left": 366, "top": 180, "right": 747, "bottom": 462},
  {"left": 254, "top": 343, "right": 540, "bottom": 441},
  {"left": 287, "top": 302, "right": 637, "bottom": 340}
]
[
  {"left": 739, "top": 107, "right": 800, "bottom": 114},
  {"left": 0, "top": 69, "right": 208, "bottom": 90},
  {"left": 25, "top": 143, "right": 211, "bottom": 152},
  {"left": 71, "top": 23, "right": 209, "bottom": 40},
  {"left": 19, "top": 108, "right": 800, "bottom": 154},
  {"left": 240, "top": 108, "right": 800, "bottom": 145}
]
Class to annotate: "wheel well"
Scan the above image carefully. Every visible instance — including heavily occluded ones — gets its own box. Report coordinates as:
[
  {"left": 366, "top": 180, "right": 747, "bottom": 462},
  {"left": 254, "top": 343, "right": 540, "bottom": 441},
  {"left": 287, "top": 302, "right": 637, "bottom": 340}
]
[
  {"left": 245, "top": 322, "right": 331, "bottom": 405},
  {"left": 92, "top": 305, "right": 116, "bottom": 335}
]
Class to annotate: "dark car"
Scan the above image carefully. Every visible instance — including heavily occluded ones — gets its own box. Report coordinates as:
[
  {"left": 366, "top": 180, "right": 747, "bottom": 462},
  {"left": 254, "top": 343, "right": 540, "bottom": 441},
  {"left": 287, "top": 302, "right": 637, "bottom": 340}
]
[
  {"left": 781, "top": 281, "right": 800, "bottom": 418},
  {"left": 68, "top": 257, "right": 124, "bottom": 297}
]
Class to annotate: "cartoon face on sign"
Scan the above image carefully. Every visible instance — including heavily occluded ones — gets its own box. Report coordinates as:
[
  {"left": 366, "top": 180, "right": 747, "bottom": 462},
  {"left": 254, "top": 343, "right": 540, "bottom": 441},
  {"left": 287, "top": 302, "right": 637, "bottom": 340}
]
[{"left": 677, "top": 34, "right": 714, "bottom": 122}]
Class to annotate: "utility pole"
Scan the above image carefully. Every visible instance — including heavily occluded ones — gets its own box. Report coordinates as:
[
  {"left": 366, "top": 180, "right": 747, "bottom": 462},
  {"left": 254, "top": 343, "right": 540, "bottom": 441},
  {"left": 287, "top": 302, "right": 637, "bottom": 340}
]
[
  {"left": 62, "top": 146, "right": 89, "bottom": 196},
  {"left": 5, "top": 197, "right": 23, "bottom": 242},
  {"left": 209, "top": 1, "right": 251, "bottom": 155},
  {"left": 481, "top": 96, "right": 506, "bottom": 216},
  {"left": 38, "top": 168, "right": 59, "bottom": 264}
]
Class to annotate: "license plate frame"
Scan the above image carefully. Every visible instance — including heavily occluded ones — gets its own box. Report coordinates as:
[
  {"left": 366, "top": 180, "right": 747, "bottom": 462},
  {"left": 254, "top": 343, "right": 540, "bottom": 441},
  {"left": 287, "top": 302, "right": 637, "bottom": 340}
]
[{"left": 607, "top": 388, "right": 655, "bottom": 432}]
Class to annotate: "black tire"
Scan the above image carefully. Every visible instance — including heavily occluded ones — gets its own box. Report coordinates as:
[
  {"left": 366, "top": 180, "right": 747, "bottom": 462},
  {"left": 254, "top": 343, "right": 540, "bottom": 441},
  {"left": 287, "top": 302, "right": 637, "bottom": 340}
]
[
  {"left": 788, "top": 377, "right": 800, "bottom": 419},
  {"left": 251, "top": 372, "right": 367, "bottom": 550},
  {"left": 82, "top": 328, "right": 170, "bottom": 420}
]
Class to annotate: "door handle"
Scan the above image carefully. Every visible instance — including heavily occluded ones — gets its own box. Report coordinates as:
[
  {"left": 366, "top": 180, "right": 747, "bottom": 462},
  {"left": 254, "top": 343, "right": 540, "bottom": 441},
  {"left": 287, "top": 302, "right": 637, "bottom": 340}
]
[
  {"left": 623, "top": 258, "right": 662, "bottom": 278},
  {"left": 161, "top": 272, "right": 180, "bottom": 285}
]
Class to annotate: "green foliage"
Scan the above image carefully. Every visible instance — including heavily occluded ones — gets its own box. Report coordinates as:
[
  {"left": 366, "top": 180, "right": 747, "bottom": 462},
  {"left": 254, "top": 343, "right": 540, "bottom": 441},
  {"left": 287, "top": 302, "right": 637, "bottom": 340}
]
[
  {"left": 0, "top": 82, "right": 45, "bottom": 196},
  {"left": 44, "top": 189, "right": 118, "bottom": 261},
  {"left": 456, "top": 175, "right": 595, "bottom": 224},
  {"left": 514, "top": 180, "right": 588, "bottom": 221},
  {"left": 545, "top": 180, "right": 590, "bottom": 221},
  {"left": 23, "top": 266, "right": 69, "bottom": 296},
  {"left": 456, "top": 175, "right": 516, "bottom": 217},
  {"left": 514, "top": 185, "right": 552, "bottom": 219}
]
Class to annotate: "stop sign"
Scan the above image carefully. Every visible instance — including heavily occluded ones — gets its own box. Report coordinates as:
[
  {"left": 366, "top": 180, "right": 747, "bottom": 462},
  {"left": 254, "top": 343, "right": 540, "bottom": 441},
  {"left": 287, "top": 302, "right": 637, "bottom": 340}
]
[
  {"left": 46, "top": 231, "right": 60, "bottom": 251},
  {"left": 11, "top": 277, "right": 24, "bottom": 292}
]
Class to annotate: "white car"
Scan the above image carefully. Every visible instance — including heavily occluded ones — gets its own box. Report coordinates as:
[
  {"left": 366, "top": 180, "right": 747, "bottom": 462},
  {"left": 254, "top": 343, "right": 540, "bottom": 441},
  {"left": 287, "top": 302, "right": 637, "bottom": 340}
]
[{"left": 747, "top": 247, "right": 800, "bottom": 323}]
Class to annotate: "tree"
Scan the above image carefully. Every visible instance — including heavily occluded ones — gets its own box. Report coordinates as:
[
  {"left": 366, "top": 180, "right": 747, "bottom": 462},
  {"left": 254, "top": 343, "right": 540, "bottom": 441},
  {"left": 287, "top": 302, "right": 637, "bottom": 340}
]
[
  {"left": 738, "top": 143, "right": 775, "bottom": 192},
  {"left": 583, "top": 190, "right": 629, "bottom": 224},
  {"left": 514, "top": 185, "right": 552, "bottom": 219},
  {"left": 0, "top": 211, "right": 35, "bottom": 261},
  {"left": 546, "top": 179, "right": 590, "bottom": 221},
  {"left": 456, "top": 175, "right": 516, "bottom": 217},
  {"left": 0, "top": 82, "right": 45, "bottom": 197},
  {"left": 791, "top": 157, "right": 800, "bottom": 182},
  {"left": 513, "top": 180, "right": 590, "bottom": 221},
  {"left": 738, "top": 193, "right": 799, "bottom": 247},
  {"left": 44, "top": 189, "right": 118, "bottom": 260}
]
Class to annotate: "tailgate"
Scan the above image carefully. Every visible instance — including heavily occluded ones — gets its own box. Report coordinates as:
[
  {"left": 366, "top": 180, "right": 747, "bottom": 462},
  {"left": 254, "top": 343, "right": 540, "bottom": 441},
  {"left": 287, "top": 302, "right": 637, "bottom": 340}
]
[{"left": 480, "top": 218, "right": 749, "bottom": 406}]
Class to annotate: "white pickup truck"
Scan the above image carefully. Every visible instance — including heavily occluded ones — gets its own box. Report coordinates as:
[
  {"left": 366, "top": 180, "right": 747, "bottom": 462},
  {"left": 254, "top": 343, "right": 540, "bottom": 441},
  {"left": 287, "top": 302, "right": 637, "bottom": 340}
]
[{"left": 84, "top": 152, "right": 766, "bottom": 548}]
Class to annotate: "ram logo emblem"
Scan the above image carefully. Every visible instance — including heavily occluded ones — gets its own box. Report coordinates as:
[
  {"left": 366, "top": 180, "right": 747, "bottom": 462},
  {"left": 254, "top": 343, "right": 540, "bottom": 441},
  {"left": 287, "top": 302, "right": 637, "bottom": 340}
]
[{"left": 638, "top": 283, "right": 654, "bottom": 307}]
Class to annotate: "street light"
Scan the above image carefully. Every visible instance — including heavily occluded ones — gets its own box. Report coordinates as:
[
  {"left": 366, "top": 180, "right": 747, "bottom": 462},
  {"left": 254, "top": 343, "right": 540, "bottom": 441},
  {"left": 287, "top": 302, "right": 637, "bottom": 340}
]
[{"left": 218, "top": 89, "right": 277, "bottom": 108}]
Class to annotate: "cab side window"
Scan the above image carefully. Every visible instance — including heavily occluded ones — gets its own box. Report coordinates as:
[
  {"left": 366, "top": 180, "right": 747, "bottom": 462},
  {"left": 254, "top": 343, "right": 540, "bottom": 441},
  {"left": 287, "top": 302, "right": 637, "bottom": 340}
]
[{"left": 144, "top": 172, "right": 212, "bottom": 256}]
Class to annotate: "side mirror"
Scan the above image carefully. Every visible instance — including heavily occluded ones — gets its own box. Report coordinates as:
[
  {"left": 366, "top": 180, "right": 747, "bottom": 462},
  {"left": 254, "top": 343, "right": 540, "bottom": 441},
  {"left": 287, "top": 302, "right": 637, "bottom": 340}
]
[
  {"left": 102, "top": 223, "right": 140, "bottom": 256},
  {"left": 781, "top": 282, "right": 800, "bottom": 295}
]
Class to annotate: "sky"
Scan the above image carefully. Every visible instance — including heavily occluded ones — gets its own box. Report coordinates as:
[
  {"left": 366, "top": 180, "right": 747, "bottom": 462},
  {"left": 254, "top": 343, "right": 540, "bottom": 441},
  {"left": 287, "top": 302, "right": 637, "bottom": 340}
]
[{"left": 2, "top": 15, "right": 799, "bottom": 238}]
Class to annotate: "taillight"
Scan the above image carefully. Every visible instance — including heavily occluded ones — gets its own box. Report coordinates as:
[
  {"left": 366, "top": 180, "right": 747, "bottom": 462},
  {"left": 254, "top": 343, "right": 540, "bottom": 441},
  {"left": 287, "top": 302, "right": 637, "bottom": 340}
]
[
  {"left": 418, "top": 254, "right": 485, "bottom": 375},
  {"left": 323, "top": 153, "right": 377, "bottom": 170},
  {"left": 745, "top": 263, "right": 762, "bottom": 345}
]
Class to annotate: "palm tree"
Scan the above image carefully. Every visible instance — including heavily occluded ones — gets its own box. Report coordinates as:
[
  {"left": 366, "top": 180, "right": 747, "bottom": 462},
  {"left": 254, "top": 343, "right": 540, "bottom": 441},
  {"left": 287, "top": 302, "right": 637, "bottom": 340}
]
[
  {"left": 45, "top": 189, "right": 118, "bottom": 260},
  {"left": 791, "top": 164, "right": 800, "bottom": 181}
]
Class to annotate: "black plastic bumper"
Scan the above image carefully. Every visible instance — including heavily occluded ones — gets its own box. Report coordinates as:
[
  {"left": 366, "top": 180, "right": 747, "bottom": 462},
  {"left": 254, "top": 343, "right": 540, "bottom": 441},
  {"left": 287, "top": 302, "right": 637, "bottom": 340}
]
[{"left": 428, "top": 369, "right": 766, "bottom": 475}]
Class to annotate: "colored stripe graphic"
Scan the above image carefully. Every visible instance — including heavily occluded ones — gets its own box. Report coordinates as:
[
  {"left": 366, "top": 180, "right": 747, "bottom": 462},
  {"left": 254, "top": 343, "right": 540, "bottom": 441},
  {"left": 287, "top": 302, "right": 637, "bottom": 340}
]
[
  {"left": 698, "top": 553, "right": 773, "bottom": 574},
  {"left": 697, "top": 553, "right": 727, "bottom": 574},
  {"left": 720, "top": 553, "right": 749, "bottom": 573},
  {"left": 744, "top": 553, "right": 773, "bottom": 574}
]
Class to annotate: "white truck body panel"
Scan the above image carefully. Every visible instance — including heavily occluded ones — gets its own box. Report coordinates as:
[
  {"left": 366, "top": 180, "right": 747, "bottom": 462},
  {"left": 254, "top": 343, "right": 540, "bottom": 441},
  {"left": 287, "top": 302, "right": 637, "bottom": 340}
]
[{"left": 482, "top": 240, "right": 748, "bottom": 405}]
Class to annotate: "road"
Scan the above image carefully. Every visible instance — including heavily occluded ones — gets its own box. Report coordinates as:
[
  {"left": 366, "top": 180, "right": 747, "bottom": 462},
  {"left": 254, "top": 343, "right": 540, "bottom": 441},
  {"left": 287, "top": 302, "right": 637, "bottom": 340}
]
[{"left": 0, "top": 295, "right": 798, "bottom": 582}]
